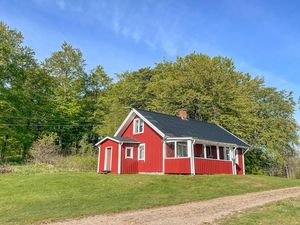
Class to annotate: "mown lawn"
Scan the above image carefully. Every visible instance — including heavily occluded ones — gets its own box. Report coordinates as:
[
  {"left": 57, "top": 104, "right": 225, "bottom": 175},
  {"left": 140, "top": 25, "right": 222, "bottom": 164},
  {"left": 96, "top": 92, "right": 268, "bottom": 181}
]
[
  {"left": 1, "top": 172, "right": 300, "bottom": 225},
  {"left": 221, "top": 197, "right": 300, "bottom": 225}
]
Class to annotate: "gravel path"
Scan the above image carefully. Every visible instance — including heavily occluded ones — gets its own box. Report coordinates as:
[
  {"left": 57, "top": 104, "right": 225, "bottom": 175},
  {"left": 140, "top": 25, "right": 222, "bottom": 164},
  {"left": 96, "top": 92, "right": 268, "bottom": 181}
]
[{"left": 47, "top": 186, "right": 300, "bottom": 225}]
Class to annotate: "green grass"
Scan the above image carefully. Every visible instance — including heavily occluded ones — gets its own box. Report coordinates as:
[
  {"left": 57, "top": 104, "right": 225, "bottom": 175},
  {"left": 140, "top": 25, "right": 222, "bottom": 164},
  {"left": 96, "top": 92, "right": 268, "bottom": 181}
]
[
  {"left": 221, "top": 197, "right": 300, "bottom": 225},
  {"left": 1, "top": 173, "right": 300, "bottom": 225}
]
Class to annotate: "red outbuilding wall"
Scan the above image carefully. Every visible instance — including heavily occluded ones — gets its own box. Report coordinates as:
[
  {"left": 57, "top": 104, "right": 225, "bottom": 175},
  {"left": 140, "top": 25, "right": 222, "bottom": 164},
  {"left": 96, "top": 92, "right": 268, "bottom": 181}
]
[
  {"left": 121, "top": 116, "right": 163, "bottom": 173},
  {"left": 98, "top": 139, "right": 119, "bottom": 174}
]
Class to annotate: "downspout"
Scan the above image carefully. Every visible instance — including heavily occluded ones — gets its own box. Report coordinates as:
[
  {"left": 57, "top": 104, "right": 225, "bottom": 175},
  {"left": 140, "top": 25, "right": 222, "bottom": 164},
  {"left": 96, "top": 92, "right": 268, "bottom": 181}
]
[{"left": 118, "top": 142, "right": 123, "bottom": 174}]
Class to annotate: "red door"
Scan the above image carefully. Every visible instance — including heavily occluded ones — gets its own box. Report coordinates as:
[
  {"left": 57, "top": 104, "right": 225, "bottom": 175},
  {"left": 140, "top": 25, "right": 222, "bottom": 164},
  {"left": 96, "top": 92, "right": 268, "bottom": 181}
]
[{"left": 105, "top": 147, "right": 112, "bottom": 171}]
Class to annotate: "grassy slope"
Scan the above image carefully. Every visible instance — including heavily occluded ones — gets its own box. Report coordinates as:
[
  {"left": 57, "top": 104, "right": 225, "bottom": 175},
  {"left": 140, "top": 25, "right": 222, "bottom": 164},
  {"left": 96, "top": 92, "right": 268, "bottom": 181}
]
[
  {"left": 221, "top": 197, "right": 300, "bottom": 225},
  {"left": 1, "top": 173, "right": 300, "bottom": 225}
]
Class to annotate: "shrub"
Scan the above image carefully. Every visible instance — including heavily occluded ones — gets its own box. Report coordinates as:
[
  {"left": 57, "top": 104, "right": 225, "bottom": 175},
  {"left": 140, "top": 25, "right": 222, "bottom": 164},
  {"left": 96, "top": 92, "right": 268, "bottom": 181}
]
[
  {"left": 30, "top": 133, "right": 59, "bottom": 164},
  {"left": 54, "top": 155, "right": 97, "bottom": 171},
  {"left": 78, "top": 135, "right": 96, "bottom": 156}
]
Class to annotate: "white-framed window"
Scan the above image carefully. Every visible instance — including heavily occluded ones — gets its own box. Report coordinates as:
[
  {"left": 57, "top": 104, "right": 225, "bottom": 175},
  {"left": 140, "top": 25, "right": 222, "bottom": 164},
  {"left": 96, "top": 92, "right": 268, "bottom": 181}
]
[
  {"left": 165, "top": 141, "right": 188, "bottom": 158},
  {"left": 133, "top": 118, "right": 144, "bottom": 134},
  {"left": 125, "top": 147, "right": 133, "bottom": 159},
  {"left": 177, "top": 142, "right": 188, "bottom": 158},
  {"left": 138, "top": 143, "right": 145, "bottom": 160},
  {"left": 166, "top": 142, "right": 175, "bottom": 158},
  {"left": 225, "top": 147, "right": 231, "bottom": 160}
]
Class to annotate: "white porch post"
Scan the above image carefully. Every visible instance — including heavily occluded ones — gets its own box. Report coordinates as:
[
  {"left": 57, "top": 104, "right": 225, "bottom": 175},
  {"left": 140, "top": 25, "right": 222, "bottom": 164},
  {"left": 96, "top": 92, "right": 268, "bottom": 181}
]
[
  {"left": 232, "top": 147, "right": 237, "bottom": 175},
  {"left": 203, "top": 144, "right": 207, "bottom": 158},
  {"left": 118, "top": 143, "right": 122, "bottom": 174},
  {"left": 188, "top": 140, "right": 195, "bottom": 175},
  {"left": 162, "top": 140, "right": 166, "bottom": 174},
  {"left": 216, "top": 146, "right": 220, "bottom": 160},
  {"left": 242, "top": 149, "right": 246, "bottom": 175}
]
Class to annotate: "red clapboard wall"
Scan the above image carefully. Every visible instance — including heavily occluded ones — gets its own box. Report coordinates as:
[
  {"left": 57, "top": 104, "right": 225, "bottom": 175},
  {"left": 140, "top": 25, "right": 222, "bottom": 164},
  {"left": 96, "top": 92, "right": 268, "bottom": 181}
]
[
  {"left": 98, "top": 139, "right": 119, "bottom": 174},
  {"left": 121, "top": 116, "right": 163, "bottom": 173},
  {"left": 121, "top": 143, "right": 139, "bottom": 174},
  {"left": 194, "top": 158, "right": 233, "bottom": 174},
  {"left": 165, "top": 158, "right": 191, "bottom": 174}
]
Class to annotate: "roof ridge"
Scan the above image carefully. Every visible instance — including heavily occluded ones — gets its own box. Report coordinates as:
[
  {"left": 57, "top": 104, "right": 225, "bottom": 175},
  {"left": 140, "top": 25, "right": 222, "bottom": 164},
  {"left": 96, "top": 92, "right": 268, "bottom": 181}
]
[{"left": 135, "top": 108, "right": 216, "bottom": 125}]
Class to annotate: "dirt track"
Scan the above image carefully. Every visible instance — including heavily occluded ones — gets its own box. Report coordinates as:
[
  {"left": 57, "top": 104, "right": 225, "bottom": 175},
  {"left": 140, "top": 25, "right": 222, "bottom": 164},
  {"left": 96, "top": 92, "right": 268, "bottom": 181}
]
[{"left": 47, "top": 186, "right": 300, "bottom": 225}]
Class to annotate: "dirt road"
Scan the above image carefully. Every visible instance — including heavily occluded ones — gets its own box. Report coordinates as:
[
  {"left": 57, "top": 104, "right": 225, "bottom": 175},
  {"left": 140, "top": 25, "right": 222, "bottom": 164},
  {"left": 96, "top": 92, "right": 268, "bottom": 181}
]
[{"left": 47, "top": 186, "right": 300, "bottom": 225}]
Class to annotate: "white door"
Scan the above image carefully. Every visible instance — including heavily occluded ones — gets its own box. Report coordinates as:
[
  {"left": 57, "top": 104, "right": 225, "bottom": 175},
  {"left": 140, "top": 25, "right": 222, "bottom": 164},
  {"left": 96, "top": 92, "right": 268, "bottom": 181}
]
[{"left": 105, "top": 147, "right": 112, "bottom": 171}]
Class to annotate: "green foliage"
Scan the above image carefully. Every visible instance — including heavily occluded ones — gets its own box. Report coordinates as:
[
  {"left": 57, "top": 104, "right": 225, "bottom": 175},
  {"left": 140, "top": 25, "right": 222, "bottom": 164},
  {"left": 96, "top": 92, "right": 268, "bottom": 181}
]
[
  {"left": 54, "top": 155, "right": 97, "bottom": 171},
  {"left": 0, "top": 22, "right": 53, "bottom": 160},
  {"left": 30, "top": 133, "right": 59, "bottom": 164}
]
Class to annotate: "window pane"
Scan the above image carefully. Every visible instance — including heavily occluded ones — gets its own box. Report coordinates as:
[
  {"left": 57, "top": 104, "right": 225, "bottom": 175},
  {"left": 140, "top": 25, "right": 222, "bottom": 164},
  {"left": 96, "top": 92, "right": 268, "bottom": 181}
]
[
  {"left": 177, "top": 142, "right": 188, "bottom": 157},
  {"left": 134, "top": 119, "right": 139, "bottom": 133},
  {"left": 225, "top": 148, "right": 230, "bottom": 160},
  {"left": 126, "top": 148, "right": 132, "bottom": 157},
  {"left": 139, "top": 120, "right": 144, "bottom": 133},
  {"left": 138, "top": 144, "right": 145, "bottom": 160},
  {"left": 166, "top": 142, "right": 175, "bottom": 157},
  {"left": 206, "top": 146, "right": 211, "bottom": 158}
]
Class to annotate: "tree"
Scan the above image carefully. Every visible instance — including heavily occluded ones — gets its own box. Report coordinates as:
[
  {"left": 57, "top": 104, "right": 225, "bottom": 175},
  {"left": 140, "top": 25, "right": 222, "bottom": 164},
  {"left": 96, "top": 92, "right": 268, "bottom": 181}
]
[
  {"left": 42, "top": 42, "right": 88, "bottom": 153},
  {"left": 0, "top": 22, "right": 53, "bottom": 161}
]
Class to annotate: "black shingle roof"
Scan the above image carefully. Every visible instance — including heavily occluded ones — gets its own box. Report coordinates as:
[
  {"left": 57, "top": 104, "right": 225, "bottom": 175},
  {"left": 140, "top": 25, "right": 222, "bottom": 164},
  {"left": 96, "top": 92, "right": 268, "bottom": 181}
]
[{"left": 136, "top": 109, "right": 249, "bottom": 147}]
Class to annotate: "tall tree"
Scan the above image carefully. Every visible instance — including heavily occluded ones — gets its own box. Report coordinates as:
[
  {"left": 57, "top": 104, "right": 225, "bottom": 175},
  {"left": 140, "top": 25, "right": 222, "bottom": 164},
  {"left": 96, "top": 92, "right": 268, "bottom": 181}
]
[
  {"left": 0, "top": 22, "right": 53, "bottom": 160},
  {"left": 43, "top": 42, "right": 88, "bottom": 153}
]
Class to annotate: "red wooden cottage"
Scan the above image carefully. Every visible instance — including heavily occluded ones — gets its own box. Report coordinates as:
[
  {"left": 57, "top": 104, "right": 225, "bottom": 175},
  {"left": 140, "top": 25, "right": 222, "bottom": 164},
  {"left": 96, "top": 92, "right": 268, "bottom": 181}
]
[{"left": 96, "top": 108, "right": 250, "bottom": 175}]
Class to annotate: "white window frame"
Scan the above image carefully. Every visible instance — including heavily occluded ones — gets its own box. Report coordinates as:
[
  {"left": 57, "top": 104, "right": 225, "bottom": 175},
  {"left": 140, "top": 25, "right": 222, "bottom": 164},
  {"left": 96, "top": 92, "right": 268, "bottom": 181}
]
[
  {"left": 165, "top": 141, "right": 189, "bottom": 158},
  {"left": 125, "top": 147, "right": 133, "bottom": 159},
  {"left": 133, "top": 118, "right": 144, "bottom": 134},
  {"left": 176, "top": 142, "right": 188, "bottom": 158},
  {"left": 138, "top": 143, "right": 145, "bottom": 160}
]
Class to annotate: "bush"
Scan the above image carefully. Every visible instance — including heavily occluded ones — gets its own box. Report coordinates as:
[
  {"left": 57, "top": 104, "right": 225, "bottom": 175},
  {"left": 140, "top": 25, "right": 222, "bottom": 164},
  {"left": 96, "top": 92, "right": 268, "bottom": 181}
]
[
  {"left": 0, "top": 165, "right": 12, "bottom": 174},
  {"left": 78, "top": 135, "right": 96, "bottom": 156},
  {"left": 30, "top": 133, "right": 59, "bottom": 164},
  {"left": 54, "top": 155, "right": 97, "bottom": 171}
]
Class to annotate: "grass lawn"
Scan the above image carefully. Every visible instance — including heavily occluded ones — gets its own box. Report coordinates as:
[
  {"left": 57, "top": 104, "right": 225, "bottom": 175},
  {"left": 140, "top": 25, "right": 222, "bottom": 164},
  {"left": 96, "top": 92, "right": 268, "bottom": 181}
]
[
  {"left": 221, "top": 197, "right": 300, "bottom": 225},
  {"left": 1, "top": 172, "right": 300, "bottom": 225}
]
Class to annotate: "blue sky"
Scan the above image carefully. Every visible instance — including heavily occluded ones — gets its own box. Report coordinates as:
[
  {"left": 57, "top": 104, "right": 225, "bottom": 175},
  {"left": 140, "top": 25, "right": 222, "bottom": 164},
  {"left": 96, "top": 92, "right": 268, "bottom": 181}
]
[{"left": 0, "top": 0, "right": 299, "bottom": 127}]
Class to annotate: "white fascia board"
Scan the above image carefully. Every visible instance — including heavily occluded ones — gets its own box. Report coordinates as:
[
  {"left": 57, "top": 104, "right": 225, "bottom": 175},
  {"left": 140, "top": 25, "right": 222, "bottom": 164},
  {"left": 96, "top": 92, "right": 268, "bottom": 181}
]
[
  {"left": 114, "top": 108, "right": 166, "bottom": 138},
  {"left": 95, "top": 136, "right": 139, "bottom": 146},
  {"left": 95, "top": 136, "right": 120, "bottom": 146},
  {"left": 193, "top": 138, "right": 247, "bottom": 149},
  {"left": 216, "top": 124, "right": 251, "bottom": 147},
  {"left": 114, "top": 109, "right": 136, "bottom": 136}
]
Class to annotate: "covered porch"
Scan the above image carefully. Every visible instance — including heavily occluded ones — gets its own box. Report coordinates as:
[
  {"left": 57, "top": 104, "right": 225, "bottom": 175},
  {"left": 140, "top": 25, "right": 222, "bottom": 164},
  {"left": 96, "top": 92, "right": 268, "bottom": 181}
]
[{"left": 163, "top": 138, "right": 246, "bottom": 175}]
